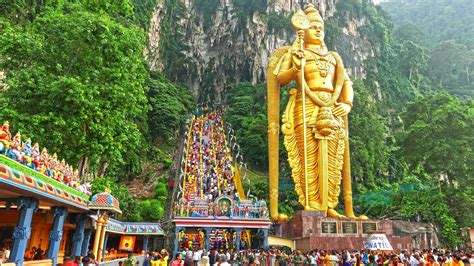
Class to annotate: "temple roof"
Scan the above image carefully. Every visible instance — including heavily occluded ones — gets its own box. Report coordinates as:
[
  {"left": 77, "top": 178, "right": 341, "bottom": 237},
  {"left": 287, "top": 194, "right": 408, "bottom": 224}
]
[
  {"left": 88, "top": 191, "right": 122, "bottom": 214},
  {"left": 0, "top": 156, "right": 89, "bottom": 212},
  {"left": 90, "top": 215, "right": 165, "bottom": 235}
]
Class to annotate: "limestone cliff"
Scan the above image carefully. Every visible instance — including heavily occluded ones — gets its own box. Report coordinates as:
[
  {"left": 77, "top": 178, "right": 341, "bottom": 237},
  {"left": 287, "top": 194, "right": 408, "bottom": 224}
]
[{"left": 147, "top": 0, "right": 376, "bottom": 99}]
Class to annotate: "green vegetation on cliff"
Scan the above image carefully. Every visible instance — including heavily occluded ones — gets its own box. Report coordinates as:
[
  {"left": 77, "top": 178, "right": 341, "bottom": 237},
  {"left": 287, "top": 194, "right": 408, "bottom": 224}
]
[{"left": 382, "top": 0, "right": 474, "bottom": 98}]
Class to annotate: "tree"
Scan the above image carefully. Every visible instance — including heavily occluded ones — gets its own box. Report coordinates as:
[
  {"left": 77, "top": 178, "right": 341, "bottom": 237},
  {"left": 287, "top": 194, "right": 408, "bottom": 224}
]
[
  {"left": 397, "top": 93, "right": 474, "bottom": 237},
  {"left": 0, "top": 3, "right": 149, "bottom": 176},
  {"left": 147, "top": 71, "right": 194, "bottom": 143},
  {"left": 399, "top": 40, "right": 428, "bottom": 82},
  {"left": 349, "top": 80, "right": 391, "bottom": 191},
  {"left": 224, "top": 82, "right": 269, "bottom": 169},
  {"left": 428, "top": 41, "right": 473, "bottom": 91},
  {"left": 398, "top": 93, "right": 474, "bottom": 183}
]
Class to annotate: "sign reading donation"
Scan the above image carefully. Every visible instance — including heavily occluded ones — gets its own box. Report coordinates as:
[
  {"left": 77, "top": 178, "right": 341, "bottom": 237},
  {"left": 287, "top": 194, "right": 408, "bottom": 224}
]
[{"left": 364, "top": 234, "right": 393, "bottom": 250}]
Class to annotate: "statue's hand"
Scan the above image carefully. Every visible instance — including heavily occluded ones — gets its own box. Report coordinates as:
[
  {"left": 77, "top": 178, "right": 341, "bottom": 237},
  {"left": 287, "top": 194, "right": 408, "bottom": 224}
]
[
  {"left": 333, "top": 102, "right": 351, "bottom": 117},
  {"left": 292, "top": 49, "right": 305, "bottom": 70}
]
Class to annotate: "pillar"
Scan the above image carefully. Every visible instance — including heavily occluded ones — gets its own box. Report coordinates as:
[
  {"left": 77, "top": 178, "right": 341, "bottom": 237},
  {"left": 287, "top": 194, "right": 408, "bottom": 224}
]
[
  {"left": 143, "top": 236, "right": 149, "bottom": 252},
  {"left": 81, "top": 229, "right": 92, "bottom": 256},
  {"left": 71, "top": 213, "right": 87, "bottom": 257},
  {"left": 9, "top": 197, "right": 39, "bottom": 266},
  {"left": 153, "top": 236, "right": 159, "bottom": 251},
  {"left": 174, "top": 226, "right": 183, "bottom": 257},
  {"left": 263, "top": 228, "right": 269, "bottom": 250},
  {"left": 101, "top": 233, "right": 109, "bottom": 261},
  {"left": 92, "top": 219, "right": 103, "bottom": 258},
  {"left": 97, "top": 217, "right": 108, "bottom": 262},
  {"left": 235, "top": 229, "right": 242, "bottom": 251},
  {"left": 46, "top": 206, "right": 68, "bottom": 266},
  {"left": 203, "top": 227, "right": 211, "bottom": 251}
]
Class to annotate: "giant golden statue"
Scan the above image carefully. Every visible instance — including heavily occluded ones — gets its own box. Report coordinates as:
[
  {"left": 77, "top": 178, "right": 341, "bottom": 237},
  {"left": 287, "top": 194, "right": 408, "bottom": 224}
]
[{"left": 267, "top": 4, "right": 367, "bottom": 222}]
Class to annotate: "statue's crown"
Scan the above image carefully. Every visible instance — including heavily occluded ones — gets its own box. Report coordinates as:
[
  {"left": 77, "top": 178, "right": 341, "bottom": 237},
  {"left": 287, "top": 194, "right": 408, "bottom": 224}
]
[{"left": 304, "top": 3, "right": 324, "bottom": 26}]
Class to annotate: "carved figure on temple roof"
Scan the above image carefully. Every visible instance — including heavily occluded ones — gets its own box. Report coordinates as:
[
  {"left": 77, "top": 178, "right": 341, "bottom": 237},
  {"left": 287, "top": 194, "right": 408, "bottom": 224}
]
[
  {"left": 31, "top": 143, "right": 40, "bottom": 169},
  {"left": 9, "top": 132, "right": 23, "bottom": 162},
  {"left": 0, "top": 121, "right": 11, "bottom": 154},
  {"left": 173, "top": 202, "right": 179, "bottom": 217},
  {"left": 22, "top": 137, "right": 35, "bottom": 169}
]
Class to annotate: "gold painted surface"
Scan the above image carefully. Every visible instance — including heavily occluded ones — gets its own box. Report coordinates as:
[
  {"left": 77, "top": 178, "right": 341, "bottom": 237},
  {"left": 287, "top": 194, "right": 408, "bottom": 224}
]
[{"left": 267, "top": 4, "right": 367, "bottom": 222}]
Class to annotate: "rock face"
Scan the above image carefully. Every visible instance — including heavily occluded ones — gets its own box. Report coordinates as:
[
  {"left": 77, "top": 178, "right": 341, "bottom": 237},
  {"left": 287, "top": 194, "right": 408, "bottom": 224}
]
[{"left": 148, "top": 0, "right": 376, "bottom": 99}]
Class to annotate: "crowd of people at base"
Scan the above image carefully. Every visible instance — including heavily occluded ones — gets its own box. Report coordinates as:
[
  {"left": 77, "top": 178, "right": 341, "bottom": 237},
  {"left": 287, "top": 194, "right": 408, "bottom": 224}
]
[
  {"left": 164, "top": 248, "right": 474, "bottom": 266},
  {"left": 0, "top": 121, "right": 90, "bottom": 194},
  {"left": 61, "top": 250, "right": 165, "bottom": 266}
]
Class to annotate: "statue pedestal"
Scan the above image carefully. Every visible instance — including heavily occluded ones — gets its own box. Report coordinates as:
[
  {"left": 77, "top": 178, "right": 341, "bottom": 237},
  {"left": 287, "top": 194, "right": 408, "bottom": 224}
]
[
  {"left": 273, "top": 210, "right": 435, "bottom": 251},
  {"left": 283, "top": 210, "right": 326, "bottom": 238}
]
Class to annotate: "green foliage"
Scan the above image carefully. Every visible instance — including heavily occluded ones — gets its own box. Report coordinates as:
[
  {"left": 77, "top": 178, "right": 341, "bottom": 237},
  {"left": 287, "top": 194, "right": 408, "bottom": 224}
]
[
  {"left": 195, "top": 0, "right": 220, "bottom": 30},
  {"left": 147, "top": 71, "right": 195, "bottom": 143},
  {"left": 394, "top": 179, "right": 463, "bottom": 247},
  {"left": 323, "top": 18, "right": 342, "bottom": 51},
  {"left": 395, "top": 93, "right": 474, "bottom": 244},
  {"left": 427, "top": 41, "right": 474, "bottom": 97},
  {"left": 232, "top": 0, "right": 267, "bottom": 27},
  {"left": 382, "top": 0, "right": 474, "bottom": 49},
  {"left": 131, "top": 0, "right": 159, "bottom": 30},
  {"left": 139, "top": 179, "right": 169, "bottom": 221},
  {"left": 224, "top": 82, "right": 268, "bottom": 169},
  {"left": 158, "top": 0, "right": 197, "bottom": 82},
  {"left": 349, "top": 80, "right": 390, "bottom": 191},
  {"left": 0, "top": 0, "right": 54, "bottom": 24},
  {"left": 265, "top": 11, "right": 293, "bottom": 34},
  {"left": 0, "top": 3, "right": 149, "bottom": 173},
  {"left": 398, "top": 93, "right": 474, "bottom": 181},
  {"left": 383, "top": 0, "right": 474, "bottom": 98},
  {"left": 139, "top": 199, "right": 164, "bottom": 221}
]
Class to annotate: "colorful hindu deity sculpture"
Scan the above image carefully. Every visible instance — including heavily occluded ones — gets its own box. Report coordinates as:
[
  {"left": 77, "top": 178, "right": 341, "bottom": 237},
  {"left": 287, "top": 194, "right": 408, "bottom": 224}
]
[
  {"left": 9, "top": 132, "right": 23, "bottom": 162},
  {"left": 31, "top": 143, "right": 40, "bottom": 169},
  {"left": 0, "top": 120, "right": 84, "bottom": 192},
  {"left": 267, "top": 4, "right": 367, "bottom": 221},
  {"left": 38, "top": 148, "right": 49, "bottom": 175},
  {"left": 22, "top": 137, "right": 35, "bottom": 169},
  {"left": 0, "top": 121, "right": 11, "bottom": 154}
]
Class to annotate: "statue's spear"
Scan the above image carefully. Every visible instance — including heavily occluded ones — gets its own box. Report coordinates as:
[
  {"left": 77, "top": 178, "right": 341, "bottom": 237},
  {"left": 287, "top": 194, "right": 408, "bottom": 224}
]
[{"left": 291, "top": 11, "right": 311, "bottom": 210}]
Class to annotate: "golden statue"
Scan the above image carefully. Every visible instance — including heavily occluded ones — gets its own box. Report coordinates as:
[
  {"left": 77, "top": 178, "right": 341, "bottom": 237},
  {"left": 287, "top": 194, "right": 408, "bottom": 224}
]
[{"left": 267, "top": 4, "right": 367, "bottom": 222}]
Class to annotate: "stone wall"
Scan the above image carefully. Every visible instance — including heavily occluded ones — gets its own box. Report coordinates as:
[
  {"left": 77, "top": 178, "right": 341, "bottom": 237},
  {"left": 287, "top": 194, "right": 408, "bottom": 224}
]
[{"left": 275, "top": 210, "right": 439, "bottom": 252}]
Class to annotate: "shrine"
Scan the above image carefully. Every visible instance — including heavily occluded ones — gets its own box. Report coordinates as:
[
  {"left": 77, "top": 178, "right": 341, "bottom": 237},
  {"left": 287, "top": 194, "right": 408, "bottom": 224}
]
[
  {"left": 171, "top": 108, "right": 271, "bottom": 255},
  {"left": 0, "top": 122, "right": 164, "bottom": 266}
]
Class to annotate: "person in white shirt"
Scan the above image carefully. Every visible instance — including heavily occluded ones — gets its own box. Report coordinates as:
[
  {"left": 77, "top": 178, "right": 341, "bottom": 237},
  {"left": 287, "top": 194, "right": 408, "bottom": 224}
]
[
  {"left": 193, "top": 249, "right": 203, "bottom": 266},
  {"left": 216, "top": 254, "right": 230, "bottom": 266},
  {"left": 409, "top": 253, "right": 420, "bottom": 266}
]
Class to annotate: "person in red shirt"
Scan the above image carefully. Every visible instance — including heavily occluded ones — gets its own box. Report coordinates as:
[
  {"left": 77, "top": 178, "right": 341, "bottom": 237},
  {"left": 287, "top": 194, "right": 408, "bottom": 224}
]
[{"left": 171, "top": 254, "right": 184, "bottom": 266}]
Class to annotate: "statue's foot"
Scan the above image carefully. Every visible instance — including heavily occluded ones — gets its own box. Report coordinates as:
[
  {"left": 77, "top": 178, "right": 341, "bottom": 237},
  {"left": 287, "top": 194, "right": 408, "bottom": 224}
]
[
  {"left": 278, "top": 213, "right": 288, "bottom": 222},
  {"left": 356, "top": 214, "right": 369, "bottom": 220},
  {"left": 327, "top": 208, "right": 346, "bottom": 218},
  {"left": 271, "top": 213, "right": 289, "bottom": 223},
  {"left": 345, "top": 211, "right": 369, "bottom": 220}
]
